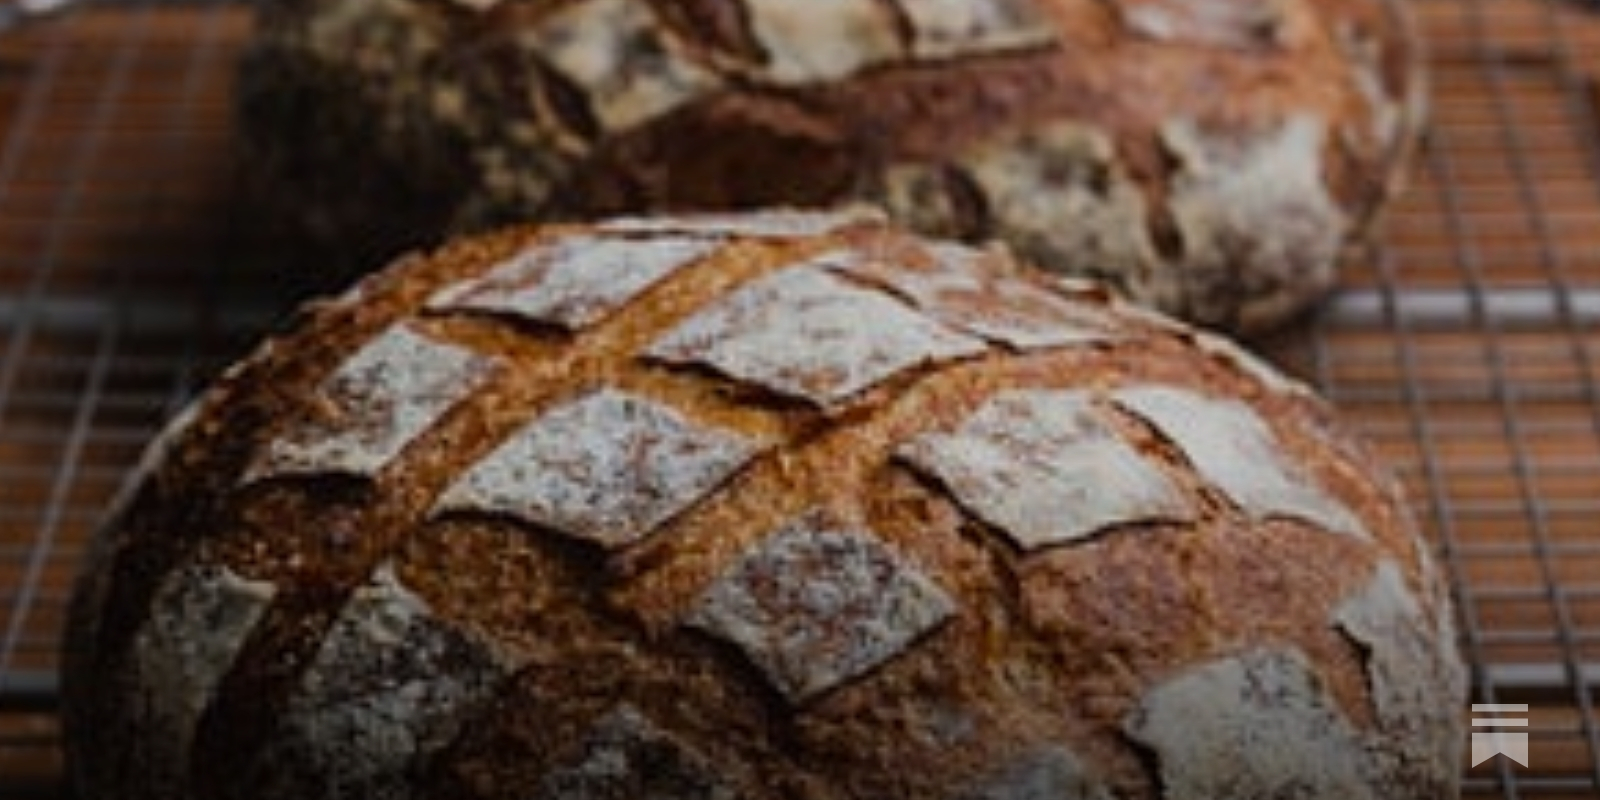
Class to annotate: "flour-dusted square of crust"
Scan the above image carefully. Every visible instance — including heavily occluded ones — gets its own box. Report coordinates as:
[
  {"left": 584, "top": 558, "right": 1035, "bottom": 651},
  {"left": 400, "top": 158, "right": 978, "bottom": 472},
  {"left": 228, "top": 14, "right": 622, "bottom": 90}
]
[
  {"left": 122, "top": 564, "right": 276, "bottom": 798},
  {"left": 246, "top": 565, "right": 507, "bottom": 800},
  {"left": 647, "top": 265, "right": 986, "bottom": 408},
  {"left": 740, "top": 0, "right": 903, "bottom": 83},
  {"left": 688, "top": 511, "right": 956, "bottom": 704},
  {"left": 822, "top": 242, "right": 1117, "bottom": 350},
  {"left": 1112, "top": 385, "right": 1368, "bottom": 538},
  {"left": 901, "top": 0, "right": 1057, "bottom": 59},
  {"left": 537, "top": 705, "right": 735, "bottom": 800},
  {"left": 1126, "top": 649, "right": 1376, "bottom": 800},
  {"left": 1335, "top": 560, "right": 1464, "bottom": 790},
  {"left": 249, "top": 325, "right": 495, "bottom": 482},
  {"left": 434, "top": 389, "right": 764, "bottom": 550},
  {"left": 1124, "top": 648, "right": 1376, "bottom": 800},
  {"left": 899, "top": 389, "right": 1191, "bottom": 550},
  {"left": 428, "top": 234, "right": 718, "bottom": 330}
]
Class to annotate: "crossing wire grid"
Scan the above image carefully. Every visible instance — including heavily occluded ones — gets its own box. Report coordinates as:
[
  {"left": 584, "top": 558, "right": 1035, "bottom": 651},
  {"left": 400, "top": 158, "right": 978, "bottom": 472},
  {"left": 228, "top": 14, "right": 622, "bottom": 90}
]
[{"left": 0, "top": 0, "right": 1599, "bottom": 797}]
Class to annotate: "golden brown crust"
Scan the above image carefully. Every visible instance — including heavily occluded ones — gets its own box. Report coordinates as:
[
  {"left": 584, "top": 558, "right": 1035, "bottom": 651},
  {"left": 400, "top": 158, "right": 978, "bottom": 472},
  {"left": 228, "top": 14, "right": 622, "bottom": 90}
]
[
  {"left": 239, "top": 0, "right": 1426, "bottom": 334},
  {"left": 64, "top": 212, "right": 1461, "bottom": 800}
]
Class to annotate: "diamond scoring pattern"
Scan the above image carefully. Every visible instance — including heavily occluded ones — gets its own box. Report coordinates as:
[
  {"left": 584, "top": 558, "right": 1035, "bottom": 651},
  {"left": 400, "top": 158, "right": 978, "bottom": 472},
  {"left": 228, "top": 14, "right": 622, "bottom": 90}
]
[
  {"left": 1111, "top": 385, "right": 1368, "bottom": 538},
  {"left": 247, "top": 325, "right": 496, "bottom": 482},
  {"left": 427, "top": 233, "right": 719, "bottom": 330},
  {"left": 247, "top": 565, "right": 508, "bottom": 798},
  {"left": 433, "top": 389, "right": 764, "bottom": 551},
  {"left": 1124, "top": 648, "right": 1376, "bottom": 798},
  {"left": 536, "top": 705, "right": 734, "bottom": 800},
  {"left": 821, "top": 243, "right": 1117, "bottom": 350},
  {"left": 687, "top": 510, "right": 956, "bottom": 704},
  {"left": 899, "top": 389, "right": 1192, "bottom": 550},
  {"left": 647, "top": 264, "right": 987, "bottom": 408},
  {"left": 231, "top": 225, "right": 1379, "bottom": 794}
]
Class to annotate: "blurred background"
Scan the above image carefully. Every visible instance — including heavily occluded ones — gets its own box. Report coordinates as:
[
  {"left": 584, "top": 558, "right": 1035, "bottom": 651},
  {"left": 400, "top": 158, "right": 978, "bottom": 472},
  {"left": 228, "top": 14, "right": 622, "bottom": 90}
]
[{"left": 0, "top": 0, "right": 1597, "bottom": 797}]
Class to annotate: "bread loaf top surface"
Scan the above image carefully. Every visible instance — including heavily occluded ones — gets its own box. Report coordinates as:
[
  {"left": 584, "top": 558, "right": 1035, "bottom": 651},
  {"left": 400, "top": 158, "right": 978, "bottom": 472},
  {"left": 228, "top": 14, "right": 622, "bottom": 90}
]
[
  {"left": 65, "top": 210, "right": 1461, "bottom": 800},
  {"left": 241, "top": 0, "right": 1424, "bottom": 333}
]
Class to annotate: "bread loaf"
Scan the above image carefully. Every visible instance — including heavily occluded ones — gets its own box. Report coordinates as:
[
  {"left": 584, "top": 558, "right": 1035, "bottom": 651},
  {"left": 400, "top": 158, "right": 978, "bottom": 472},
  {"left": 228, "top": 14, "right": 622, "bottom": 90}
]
[
  {"left": 238, "top": 0, "right": 1424, "bottom": 334},
  {"left": 64, "top": 210, "right": 1463, "bottom": 799}
]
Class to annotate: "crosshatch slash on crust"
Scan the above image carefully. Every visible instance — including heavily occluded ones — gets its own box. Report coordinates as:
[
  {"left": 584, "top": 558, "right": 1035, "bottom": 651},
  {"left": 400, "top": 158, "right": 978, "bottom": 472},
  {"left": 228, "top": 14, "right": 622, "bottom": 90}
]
[
  {"left": 245, "top": 325, "right": 498, "bottom": 484},
  {"left": 535, "top": 704, "right": 739, "bottom": 800},
  {"left": 1111, "top": 385, "right": 1370, "bottom": 539},
  {"left": 239, "top": 564, "right": 510, "bottom": 798},
  {"left": 817, "top": 241, "right": 1120, "bottom": 350},
  {"left": 431, "top": 388, "right": 766, "bottom": 551},
  {"left": 425, "top": 232, "right": 722, "bottom": 331},
  {"left": 897, "top": 388, "right": 1193, "bottom": 551},
  {"left": 686, "top": 509, "right": 956, "bottom": 705},
  {"left": 646, "top": 263, "right": 987, "bottom": 409}
]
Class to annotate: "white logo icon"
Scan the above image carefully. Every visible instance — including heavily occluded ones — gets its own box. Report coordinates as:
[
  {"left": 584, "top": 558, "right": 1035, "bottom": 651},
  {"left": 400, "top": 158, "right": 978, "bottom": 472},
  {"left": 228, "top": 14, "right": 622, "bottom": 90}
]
[{"left": 1471, "top": 703, "right": 1529, "bottom": 767}]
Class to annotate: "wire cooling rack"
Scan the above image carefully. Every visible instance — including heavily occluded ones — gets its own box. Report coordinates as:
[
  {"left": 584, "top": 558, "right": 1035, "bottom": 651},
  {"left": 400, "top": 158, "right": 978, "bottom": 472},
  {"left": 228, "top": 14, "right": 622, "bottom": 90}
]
[
  {"left": 1, "top": 1, "right": 1598, "bottom": 797},
  {"left": 0, "top": 2, "right": 295, "bottom": 796}
]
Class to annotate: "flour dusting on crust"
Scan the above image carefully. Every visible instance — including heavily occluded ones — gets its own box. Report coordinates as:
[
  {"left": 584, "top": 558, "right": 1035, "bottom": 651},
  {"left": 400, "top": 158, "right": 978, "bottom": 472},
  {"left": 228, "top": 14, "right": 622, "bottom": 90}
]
[
  {"left": 648, "top": 264, "right": 986, "bottom": 408},
  {"left": 899, "top": 389, "right": 1191, "bottom": 550},
  {"left": 122, "top": 564, "right": 276, "bottom": 799},
  {"left": 434, "top": 389, "right": 763, "bottom": 550},
  {"left": 428, "top": 234, "right": 718, "bottom": 330},
  {"left": 688, "top": 511, "right": 956, "bottom": 704},
  {"left": 525, "top": 0, "right": 720, "bottom": 133},
  {"left": 953, "top": 746, "right": 1112, "bottom": 800},
  {"left": 1125, "top": 648, "right": 1378, "bottom": 799},
  {"left": 1336, "top": 561, "right": 1465, "bottom": 792},
  {"left": 245, "top": 565, "right": 507, "bottom": 800},
  {"left": 902, "top": 0, "right": 1058, "bottom": 59},
  {"left": 823, "top": 243, "right": 1118, "bottom": 350},
  {"left": 740, "top": 0, "right": 902, "bottom": 83},
  {"left": 598, "top": 207, "right": 885, "bottom": 239},
  {"left": 248, "top": 326, "right": 495, "bottom": 482},
  {"left": 536, "top": 705, "right": 738, "bottom": 800},
  {"left": 1112, "top": 385, "right": 1368, "bottom": 537}
]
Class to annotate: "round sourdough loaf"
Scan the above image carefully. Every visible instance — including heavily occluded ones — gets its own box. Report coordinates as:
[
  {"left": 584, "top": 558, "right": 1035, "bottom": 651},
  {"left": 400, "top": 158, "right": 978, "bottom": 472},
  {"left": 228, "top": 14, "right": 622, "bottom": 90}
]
[
  {"left": 64, "top": 210, "right": 1462, "bottom": 799},
  {"left": 238, "top": 0, "right": 1424, "bottom": 334}
]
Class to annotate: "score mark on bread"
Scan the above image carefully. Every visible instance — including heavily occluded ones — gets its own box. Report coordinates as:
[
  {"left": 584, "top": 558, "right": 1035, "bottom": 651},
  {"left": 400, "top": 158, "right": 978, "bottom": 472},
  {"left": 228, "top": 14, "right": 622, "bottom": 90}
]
[
  {"left": 64, "top": 212, "right": 1463, "bottom": 800},
  {"left": 241, "top": 0, "right": 1425, "bottom": 334}
]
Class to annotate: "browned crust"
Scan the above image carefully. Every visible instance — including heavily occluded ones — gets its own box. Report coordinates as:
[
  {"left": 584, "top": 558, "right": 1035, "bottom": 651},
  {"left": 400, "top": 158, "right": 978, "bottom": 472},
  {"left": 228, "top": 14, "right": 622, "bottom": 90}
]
[
  {"left": 239, "top": 0, "right": 1428, "bottom": 333},
  {"left": 65, "top": 215, "right": 1458, "bottom": 799}
]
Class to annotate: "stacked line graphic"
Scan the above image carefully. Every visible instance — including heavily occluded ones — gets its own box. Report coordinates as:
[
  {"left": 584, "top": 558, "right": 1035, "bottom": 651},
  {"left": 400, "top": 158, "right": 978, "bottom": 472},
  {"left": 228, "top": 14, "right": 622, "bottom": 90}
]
[{"left": 1471, "top": 703, "right": 1529, "bottom": 767}]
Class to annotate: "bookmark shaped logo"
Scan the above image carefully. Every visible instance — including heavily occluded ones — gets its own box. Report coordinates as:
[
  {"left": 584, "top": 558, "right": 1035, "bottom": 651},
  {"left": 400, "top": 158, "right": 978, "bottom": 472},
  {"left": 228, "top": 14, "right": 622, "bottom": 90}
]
[{"left": 1471, "top": 704, "right": 1529, "bottom": 767}]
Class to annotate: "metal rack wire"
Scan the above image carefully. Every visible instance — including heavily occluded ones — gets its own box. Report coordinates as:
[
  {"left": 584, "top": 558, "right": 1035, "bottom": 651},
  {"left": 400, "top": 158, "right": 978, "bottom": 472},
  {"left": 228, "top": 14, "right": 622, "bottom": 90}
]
[
  {"left": 0, "top": 3, "right": 293, "bottom": 795},
  {"left": 0, "top": 0, "right": 1598, "bottom": 797},
  {"left": 1262, "top": 0, "right": 1600, "bottom": 795}
]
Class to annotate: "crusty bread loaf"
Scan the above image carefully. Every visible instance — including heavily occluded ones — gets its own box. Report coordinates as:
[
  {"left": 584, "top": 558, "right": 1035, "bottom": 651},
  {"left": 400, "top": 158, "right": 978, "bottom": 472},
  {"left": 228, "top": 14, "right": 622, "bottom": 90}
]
[
  {"left": 238, "top": 0, "right": 1424, "bottom": 334},
  {"left": 63, "top": 210, "right": 1462, "bottom": 799}
]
